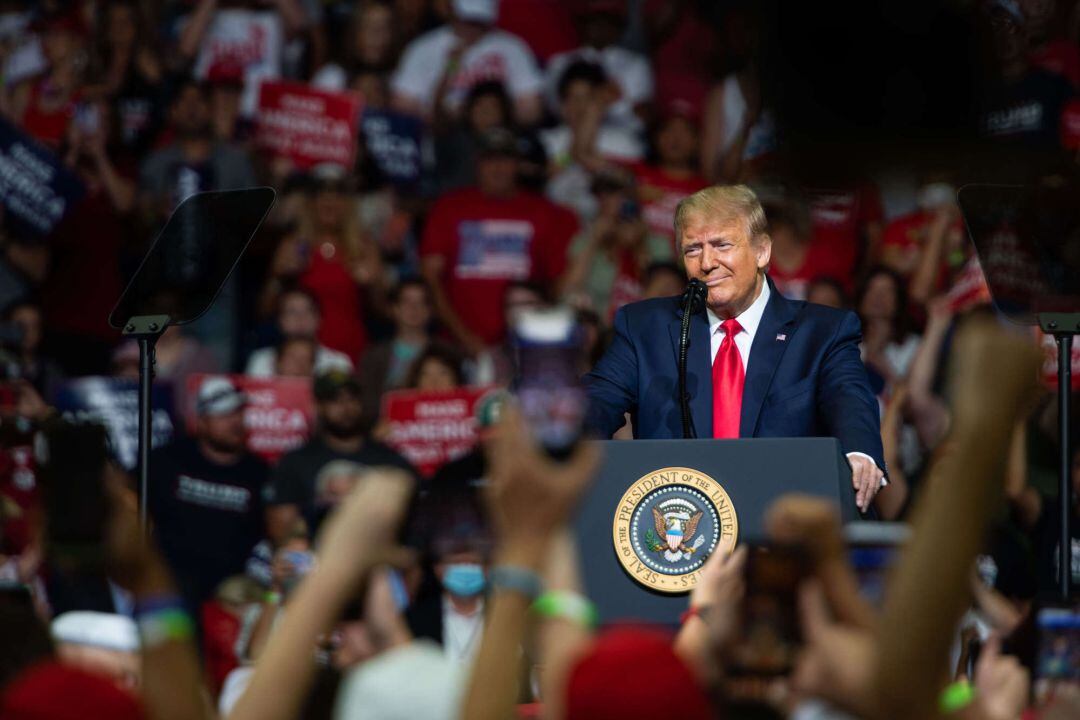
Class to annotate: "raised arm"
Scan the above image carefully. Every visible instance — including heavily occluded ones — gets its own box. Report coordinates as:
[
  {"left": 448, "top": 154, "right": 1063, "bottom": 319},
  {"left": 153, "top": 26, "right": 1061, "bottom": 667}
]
[
  {"left": 178, "top": 0, "right": 218, "bottom": 62},
  {"left": 537, "top": 530, "right": 594, "bottom": 720},
  {"left": 106, "top": 473, "right": 214, "bottom": 720},
  {"left": 874, "top": 319, "right": 1041, "bottom": 720},
  {"left": 228, "top": 469, "right": 414, "bottom": 720},
  {"left": 461, "top": 408, "right": 600, "bottom": 720}
]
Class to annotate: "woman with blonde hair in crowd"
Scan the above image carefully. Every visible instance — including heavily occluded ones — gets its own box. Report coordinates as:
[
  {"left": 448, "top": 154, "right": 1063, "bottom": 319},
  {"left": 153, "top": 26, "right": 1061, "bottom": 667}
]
[{"left": 262, "top": 165, "right": 387, "bottom": 364}]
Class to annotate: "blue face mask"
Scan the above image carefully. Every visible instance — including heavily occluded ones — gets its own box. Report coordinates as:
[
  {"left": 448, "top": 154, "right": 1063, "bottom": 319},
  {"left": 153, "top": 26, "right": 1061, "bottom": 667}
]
[{"left": 442, "top": 563, "right": 486, "bottom": 597}]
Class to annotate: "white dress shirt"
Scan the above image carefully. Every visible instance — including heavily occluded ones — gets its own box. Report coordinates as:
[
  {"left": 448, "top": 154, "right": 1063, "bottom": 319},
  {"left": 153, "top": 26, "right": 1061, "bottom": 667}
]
[
  {"left": 707, "top": 278, "right": 772, "bottom": 368},
  {"left": 442, "top": 596, "right": 484, "bottom": 663},
  {"left": 706, "top": 281, "right": 881, "bottom": 475}
]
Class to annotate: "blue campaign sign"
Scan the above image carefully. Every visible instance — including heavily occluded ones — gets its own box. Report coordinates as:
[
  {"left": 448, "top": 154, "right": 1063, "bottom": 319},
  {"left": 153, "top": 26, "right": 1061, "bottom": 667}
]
[
  {"left": 0, "top": 117, "right": 85, "bottom": 237},
  {"left": 52, "top": 377, "right": 176, "bottom": 471},
  {"left": 361, "top": 110, "right": 423, "bottom": 188}
]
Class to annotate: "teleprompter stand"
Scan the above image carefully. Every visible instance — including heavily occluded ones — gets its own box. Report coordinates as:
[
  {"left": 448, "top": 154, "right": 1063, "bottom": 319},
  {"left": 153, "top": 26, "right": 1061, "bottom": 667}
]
[
  {"left": 959, "top": 181, "right": 1080, "bottom": 599},
  {"left": 109, "top": 188, "right": 276, "bottom": 529},
  {"left": 1039, "top": 312, "right": 1079, "bottom": 600}
]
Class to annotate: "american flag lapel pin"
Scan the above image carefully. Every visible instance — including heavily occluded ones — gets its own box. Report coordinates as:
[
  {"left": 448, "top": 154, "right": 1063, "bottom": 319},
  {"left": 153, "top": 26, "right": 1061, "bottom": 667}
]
[{"left": 776, "top": 333, "right": 787, "bottom": 342}]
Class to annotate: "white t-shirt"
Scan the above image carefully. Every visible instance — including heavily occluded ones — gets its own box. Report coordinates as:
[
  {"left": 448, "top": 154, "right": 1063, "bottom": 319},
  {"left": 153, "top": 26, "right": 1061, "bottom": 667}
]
[
  {"left": 190, "top": 9, "right": 284, "bottom": 116},
  {"left": 541, "top": 124, "right": 644, "bottom": 221},
  {"left": 539, "top": 124, "right": 643, "bottom": 168},
  {"left": 391, "top": 25, "right": 543, "bottom": 115},
  {"left": 713, "top": 74, "right": 778, "bottom": 165},
  {"left": 545, "top": 45, "right": 653, "bottom": 131},
  {"left": 244, "top": 345, "right": 354, "bottom": 377}
]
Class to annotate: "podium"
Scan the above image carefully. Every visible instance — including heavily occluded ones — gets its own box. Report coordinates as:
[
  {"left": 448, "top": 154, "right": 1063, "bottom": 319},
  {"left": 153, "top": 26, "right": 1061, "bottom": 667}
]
[{"left": 572, "top": 437, "right": 856, "bottom": 624}]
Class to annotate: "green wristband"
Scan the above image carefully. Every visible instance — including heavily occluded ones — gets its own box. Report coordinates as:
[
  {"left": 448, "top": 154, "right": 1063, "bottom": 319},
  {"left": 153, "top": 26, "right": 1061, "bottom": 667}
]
[
  {"left": 533, "top": 591, "right": 598, "bottom": 628},
  {"left": 939, "top": 679, "right": 976, "bottom": 714},
  {"left": 137, "top": 608, "right": 194, "bottom": 647}
]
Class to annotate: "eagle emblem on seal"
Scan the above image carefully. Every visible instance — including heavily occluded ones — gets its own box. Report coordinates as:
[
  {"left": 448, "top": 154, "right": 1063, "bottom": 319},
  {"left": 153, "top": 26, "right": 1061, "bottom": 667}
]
[{"left": 644, "top": 498, "right": 705, "bottom": 562}]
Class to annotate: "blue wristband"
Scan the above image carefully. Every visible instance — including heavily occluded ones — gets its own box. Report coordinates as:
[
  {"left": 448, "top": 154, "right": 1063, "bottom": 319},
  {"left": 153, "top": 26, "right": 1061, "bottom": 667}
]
[
  {"left": 133, "top": 594, "right": 185, "bottom": 617},
  {"left": 490, "top": 565, "right": 543, "bottom": 600}
]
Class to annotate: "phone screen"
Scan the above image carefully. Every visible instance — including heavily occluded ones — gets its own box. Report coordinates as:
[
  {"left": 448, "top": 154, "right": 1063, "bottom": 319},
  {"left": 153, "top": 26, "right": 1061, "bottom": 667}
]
[
  {"left": 729, "top": 544, "right": 809, "bottom": 677},
  {"left": 41, "top": 421, "right": 111, "bottom": 573},
  {"left": 1034, "top": 605, "right": 1080, "bottom": 705},
  {"left": 511, "top": 308, "right": 586, "bottom": 457}
]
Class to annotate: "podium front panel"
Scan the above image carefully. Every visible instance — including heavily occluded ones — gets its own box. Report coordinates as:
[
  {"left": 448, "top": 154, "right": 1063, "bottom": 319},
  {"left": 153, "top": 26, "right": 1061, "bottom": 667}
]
[{"left": 572, "top": 437, "right": 855, "bottom": 625}]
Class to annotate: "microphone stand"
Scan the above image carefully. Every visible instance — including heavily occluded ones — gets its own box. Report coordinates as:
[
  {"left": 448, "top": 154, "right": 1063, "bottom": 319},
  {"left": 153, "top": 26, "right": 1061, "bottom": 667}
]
[{"left": 679, "top": 280, "right": 706, "bottom": 439}]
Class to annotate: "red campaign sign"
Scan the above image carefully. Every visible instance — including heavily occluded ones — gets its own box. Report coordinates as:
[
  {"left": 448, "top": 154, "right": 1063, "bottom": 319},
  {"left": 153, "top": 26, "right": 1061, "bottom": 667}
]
[
  {"left": 382, "top": 388, "right": 492, "bottom": 477},
  {"left": 255, "top": 81, "right": 362, "bottom": 170},
  {"left": 186, "top": 375, "right": 315, "bottom": 464},
  {"left": 1036, "top": 330, "right": 1080, "bottom": 392}
]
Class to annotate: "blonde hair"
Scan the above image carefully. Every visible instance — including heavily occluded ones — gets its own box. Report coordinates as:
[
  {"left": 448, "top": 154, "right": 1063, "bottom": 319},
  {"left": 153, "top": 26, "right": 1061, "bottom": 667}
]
[{"left": 673, "top": 185, "right": 768, "bottom": 246}]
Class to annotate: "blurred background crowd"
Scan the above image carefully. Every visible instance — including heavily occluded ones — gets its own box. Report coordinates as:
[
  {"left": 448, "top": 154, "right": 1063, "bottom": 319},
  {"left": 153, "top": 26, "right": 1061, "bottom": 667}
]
[{"left": 0, "top": 0, "right": 1079, "bottom": 718}]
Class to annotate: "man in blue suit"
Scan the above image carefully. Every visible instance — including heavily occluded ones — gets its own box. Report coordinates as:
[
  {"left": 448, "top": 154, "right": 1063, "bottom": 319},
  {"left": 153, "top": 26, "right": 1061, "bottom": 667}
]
[{"left": 585, "top": 185, "right": 885, "bottom": 511}]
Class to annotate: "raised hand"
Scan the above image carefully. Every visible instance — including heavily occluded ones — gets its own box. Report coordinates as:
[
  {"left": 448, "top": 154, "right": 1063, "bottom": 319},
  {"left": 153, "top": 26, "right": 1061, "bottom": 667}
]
[
  {"left": 973, "top": 636, "right": 1029, "bottom": 720},
  {"left": 484, "top": 406, "right": 601, "bottom": 563}
]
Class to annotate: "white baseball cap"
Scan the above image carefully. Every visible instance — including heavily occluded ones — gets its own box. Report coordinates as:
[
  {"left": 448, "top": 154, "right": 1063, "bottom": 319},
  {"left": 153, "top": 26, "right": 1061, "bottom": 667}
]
[
  {"left": 452, "top": 0, "right": 498, "bottom": 24},
  {"left": 196, "top": 376, "right": 247, "bottom": 416},
  {"left": 51, "top": 612, "right": 139, "bottom": 652},
  {"left": 334, "top": 640, "right": 465, "bottom": 720}
]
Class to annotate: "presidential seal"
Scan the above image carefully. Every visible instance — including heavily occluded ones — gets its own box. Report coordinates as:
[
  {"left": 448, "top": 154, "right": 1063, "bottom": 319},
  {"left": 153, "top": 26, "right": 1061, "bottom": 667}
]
[{"left": 612, "top": 467, "right": 738, "bottom": 594}]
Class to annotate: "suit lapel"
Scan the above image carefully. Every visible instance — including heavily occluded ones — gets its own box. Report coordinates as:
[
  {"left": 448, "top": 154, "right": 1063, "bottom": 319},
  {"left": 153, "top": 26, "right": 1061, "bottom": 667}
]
[
  {"left": 740, "top": 282, "right": 799, "bottom": 437},
  {"left": 668, "top": 305, "right": 713, "bottom": 438}
]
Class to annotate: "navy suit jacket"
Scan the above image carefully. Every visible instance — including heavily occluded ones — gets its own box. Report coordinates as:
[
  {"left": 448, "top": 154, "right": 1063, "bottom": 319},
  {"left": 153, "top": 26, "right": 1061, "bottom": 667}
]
[{"left": 584, "top": 279, "right": 886, "bottom": 471}]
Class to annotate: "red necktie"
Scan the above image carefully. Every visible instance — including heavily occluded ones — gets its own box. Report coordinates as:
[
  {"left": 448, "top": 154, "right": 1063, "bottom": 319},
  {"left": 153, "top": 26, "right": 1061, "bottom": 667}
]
[{"left": 712, "top": 318, "right": 745, "bottom": 439}]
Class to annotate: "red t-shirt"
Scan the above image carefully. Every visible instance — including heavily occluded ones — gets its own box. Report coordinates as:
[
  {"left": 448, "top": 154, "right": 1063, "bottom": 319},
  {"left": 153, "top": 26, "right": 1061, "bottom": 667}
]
[
  {"left": 631, "top": 162, "right": 708, "bottom": 249},
  {"left": 1030, "top": 40, "right": 1080, "bottom": 89},
  {"left": 42, "top": 190, "right": 127, "bottom": 342},
  {"left": 805, "top": 185, "right": 883, "bottom": 291},
  {"left": 882, "top": 210, "right": 962, "bottom": 290},
  {"left": 643, "top": 0, "right": 716, "bottom": 111},
  {"left": 497, "top": 0, "right": 578, "bottom": 63},
  {"left": 420, "top": 188, "right": 576, "bottom": 345},
  {"left": 882, "top": 210, "right": 931, "bottom": 255},
  {"left": 768, "top": 242, "right": 850, "bottom": 301},
  {"left": 299, "top": 250, "right": 369, "bottom": 362},
  {"left": 0, "top": 443, "right": 37, "bottom": 555},
  {"left": 20, "top": 78, "right": 79, "bottom": 149}
]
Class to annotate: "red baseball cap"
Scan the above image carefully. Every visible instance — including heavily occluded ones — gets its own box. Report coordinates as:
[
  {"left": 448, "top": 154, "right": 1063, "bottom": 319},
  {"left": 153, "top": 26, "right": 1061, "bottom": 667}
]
[
  {"left": 0, "top": 661, "right": 145, "bottom": 720},
  {"left": 564, "top": 626, "right": 713, "bottom": 720}
]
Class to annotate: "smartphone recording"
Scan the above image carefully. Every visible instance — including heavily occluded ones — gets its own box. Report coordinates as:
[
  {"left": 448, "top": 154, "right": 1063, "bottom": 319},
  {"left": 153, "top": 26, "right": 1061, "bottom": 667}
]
[{"left": 510, "top": 307, "right": 586, "bottom": 458}]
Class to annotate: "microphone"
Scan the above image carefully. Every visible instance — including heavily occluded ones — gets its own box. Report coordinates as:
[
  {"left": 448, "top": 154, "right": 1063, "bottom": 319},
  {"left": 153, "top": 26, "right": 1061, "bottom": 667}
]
[
  {"left": 678, "top": 279, "right": 707, "bottom": 439},
  {"left": 681, "top": 278, "right": 707, "bottom": 314}
]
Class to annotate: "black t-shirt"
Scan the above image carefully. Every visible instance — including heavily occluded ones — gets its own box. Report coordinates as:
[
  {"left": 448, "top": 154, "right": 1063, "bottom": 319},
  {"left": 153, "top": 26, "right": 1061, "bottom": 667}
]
[
  {"left": 147, "top": 438, "right": 268, "bottom": 608},
  {"left": 264, "top": 436, "right": 415, "bottom": 532},
  {"left": 980, "top": 69, "right": 1075, "bottom": 147}
]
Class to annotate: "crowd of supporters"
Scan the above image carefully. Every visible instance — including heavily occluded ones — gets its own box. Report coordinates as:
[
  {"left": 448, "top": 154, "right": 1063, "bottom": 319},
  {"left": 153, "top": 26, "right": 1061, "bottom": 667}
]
[{"left": 1, "top": 0, "right": 1080, "bottom": 718}]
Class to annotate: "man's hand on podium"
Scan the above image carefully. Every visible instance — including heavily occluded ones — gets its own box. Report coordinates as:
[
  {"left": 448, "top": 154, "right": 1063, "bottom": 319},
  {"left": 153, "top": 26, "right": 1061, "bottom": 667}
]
[{"left": 847, "top": 454, "right": 884, "bottom": 513}]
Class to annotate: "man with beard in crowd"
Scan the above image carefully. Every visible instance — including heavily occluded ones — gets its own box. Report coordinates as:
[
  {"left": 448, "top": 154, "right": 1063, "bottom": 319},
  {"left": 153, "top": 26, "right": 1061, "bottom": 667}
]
[
  {"left": 148, "top": 376, "right": 268, "bottom": 619},
  {"left": 264, "top": 370, "right": 414, "bottom": 543}
]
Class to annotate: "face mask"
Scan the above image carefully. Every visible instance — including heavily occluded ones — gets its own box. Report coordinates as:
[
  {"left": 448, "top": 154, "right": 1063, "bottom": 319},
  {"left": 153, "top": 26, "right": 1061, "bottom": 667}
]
[{"left": 442, "top": 563, "right": 486, "bottom": 597}]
